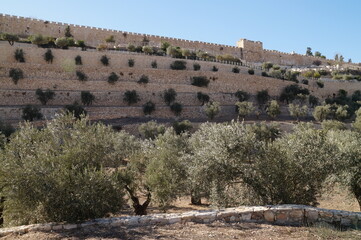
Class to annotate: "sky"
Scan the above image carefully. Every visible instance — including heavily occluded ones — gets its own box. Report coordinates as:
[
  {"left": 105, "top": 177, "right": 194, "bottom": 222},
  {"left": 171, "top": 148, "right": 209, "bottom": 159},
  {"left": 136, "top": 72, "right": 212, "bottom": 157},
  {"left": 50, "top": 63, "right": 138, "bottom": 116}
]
[{"left": 2, "top": 0, "right": 361, "bottom": 62}]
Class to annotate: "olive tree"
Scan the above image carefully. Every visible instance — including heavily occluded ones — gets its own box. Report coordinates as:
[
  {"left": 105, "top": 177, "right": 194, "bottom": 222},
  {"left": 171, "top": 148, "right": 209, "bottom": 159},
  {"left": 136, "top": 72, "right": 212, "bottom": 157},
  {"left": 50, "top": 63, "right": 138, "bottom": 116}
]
[
  {"left": 118, "top": 129, "right": 188, "bottom": 214},
  {"left": 1, "top": 33, "right": 19, "bottom": 46},
  {"left": 267, "top": 100, "right": 281, "bottom": 119},
  {"left": 313, "top": 105, "right": 332, "bottom": 121},
  {"left": 289, "top": 104, "right": 308, "bottom": 121},
  {"left": 186, "top": 121, "right": 260, "bottom": 206},
  {"left": 0, "top": 114, "right": 139, "bottom": 226},
  {"left": 327, "top": 130, "right": 361, "bottom": 210},
  {"left": 138, "top": 121, "right": 165, "bottom": 140},
  {"left": 235, "top": 101, "right": 254, "bottom": 120},
  {"left": 204, "top": 101, "right": 221, "bottom": 120},
  {"left": 242, "top": 124, "right": 340, "bottom": 206}
]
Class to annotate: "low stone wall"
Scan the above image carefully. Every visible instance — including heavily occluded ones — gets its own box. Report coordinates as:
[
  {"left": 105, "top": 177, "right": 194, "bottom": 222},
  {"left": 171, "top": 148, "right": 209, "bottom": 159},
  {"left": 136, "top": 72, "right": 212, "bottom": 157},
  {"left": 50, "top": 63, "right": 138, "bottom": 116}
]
[{"left": 0, "top": 205, "right": 360, "bottom": 237}]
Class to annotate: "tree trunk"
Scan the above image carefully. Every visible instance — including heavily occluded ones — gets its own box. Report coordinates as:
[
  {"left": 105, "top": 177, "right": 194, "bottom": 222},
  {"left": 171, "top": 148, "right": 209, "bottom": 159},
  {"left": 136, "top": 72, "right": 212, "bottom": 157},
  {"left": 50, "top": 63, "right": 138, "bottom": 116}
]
[
  {"left": 351, "top": 181, "right": 361, "bottom": 211},
  {"left": 125, "top": 186, "right": 151, "bottom": 215},
  {"left": 191, "top": 191, "right": 202, "bottom": 205},
  {"left": 0, "top": 197, "right": 5, "bottom": 226}
]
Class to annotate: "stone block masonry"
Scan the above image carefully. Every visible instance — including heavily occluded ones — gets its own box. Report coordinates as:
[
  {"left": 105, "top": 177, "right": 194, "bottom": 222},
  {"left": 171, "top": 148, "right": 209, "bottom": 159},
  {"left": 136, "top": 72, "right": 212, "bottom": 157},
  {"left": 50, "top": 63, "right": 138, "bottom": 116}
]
[
  {"left": 0, "top": 205, "right": 360, "bottom": 237},
  {"left": 1, "top": 14, "right": 335, "bottom": 66},
  {"left": 1, "top": 43, "right": 361, "bottom": 122}
]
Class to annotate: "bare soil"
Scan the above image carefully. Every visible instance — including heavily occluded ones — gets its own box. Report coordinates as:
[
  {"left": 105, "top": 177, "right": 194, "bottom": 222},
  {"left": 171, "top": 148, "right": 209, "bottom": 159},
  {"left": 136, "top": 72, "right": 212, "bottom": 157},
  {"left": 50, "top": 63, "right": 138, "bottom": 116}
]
[
  {"left": 1, "top": 186, "right": 360, "bottom": 240},
  {"left": 2, "top": 221, "right": 361, "bottom": 240}
]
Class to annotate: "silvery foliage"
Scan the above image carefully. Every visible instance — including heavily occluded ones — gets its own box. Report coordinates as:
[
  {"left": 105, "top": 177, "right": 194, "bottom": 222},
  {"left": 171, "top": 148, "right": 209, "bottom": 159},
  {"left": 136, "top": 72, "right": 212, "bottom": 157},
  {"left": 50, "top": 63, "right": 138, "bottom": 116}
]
[{"left": 185, "top": 121, "right": 261, "bottom": 207}]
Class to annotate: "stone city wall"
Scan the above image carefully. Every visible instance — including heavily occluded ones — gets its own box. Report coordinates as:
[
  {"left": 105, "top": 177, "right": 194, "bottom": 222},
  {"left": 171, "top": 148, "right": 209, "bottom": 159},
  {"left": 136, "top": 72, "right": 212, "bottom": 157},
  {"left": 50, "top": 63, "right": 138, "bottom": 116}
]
[
  {"left": 1, "top": 14, "right": 337, "bottom": 66},
  {"left": 0, "top": 14, "right": 241, "bottom": 58},
  {"left": 0, "top": 205, "right": 360, "bottom": 237}
]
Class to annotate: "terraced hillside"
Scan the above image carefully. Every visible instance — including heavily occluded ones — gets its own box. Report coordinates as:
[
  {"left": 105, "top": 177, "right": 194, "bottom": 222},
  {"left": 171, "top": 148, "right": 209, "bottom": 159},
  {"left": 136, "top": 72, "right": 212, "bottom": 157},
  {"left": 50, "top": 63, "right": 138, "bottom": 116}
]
[{"left": 1, "top": 41, "right": 361, "bottom": 124}]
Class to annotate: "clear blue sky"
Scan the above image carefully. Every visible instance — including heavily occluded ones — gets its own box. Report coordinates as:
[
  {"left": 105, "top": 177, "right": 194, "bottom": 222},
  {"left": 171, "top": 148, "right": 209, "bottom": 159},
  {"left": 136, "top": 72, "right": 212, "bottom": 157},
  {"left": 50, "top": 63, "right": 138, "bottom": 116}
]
[{"left": 2, "top": 0, "right": 361, "bottom": 62}]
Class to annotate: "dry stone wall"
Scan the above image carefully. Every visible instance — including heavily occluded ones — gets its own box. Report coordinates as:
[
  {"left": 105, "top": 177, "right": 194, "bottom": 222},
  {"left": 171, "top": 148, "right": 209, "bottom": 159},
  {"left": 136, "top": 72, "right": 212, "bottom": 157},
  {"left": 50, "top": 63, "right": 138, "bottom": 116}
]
[
  {"left": 1, "top": 14, "right": 338, "bottom": 66},
  {"left": 0, "top": 205, "right": 360, "bottom": 237}
]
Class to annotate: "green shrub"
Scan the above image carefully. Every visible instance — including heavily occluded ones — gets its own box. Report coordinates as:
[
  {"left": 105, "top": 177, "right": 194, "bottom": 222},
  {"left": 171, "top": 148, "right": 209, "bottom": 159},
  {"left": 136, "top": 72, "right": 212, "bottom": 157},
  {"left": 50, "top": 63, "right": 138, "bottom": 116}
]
[
  {"left": 313, "top": 60, "right": 322, "bottom": 66},
  {"left": 204, "top": 101, "right": 220, "bottom": 120},
  {"left": 269, "top": 70, "right": 283, "bottom": 79},
  {"left": 235, "top": 101, "right": 254, "bottom": 119},
  {"left": 193, "top": 63, "right": 201, "bottom": 71},
  {"left": 97, "top": 44, "right": 107, "bottom": 51},
  {"left": 30, "top": 34, "right": 49, "bottom": 46},
  {"left": 1, "top": 33, "right": 19, "bottom": 45},
  {"left": 261, "top": 71, "right": 268, "bottom": 77},
  {"left": 75, "top": 55, "right": 82, "bottom": 65},
  {"left": 232, "top": 67, "right": 240, "bottom": 73},
  {"left": 55, "top": 37, "right": 70, "bottom": 48},
  {"left": 173, "top": 120, "right": 193, "bottom": 135},
  {"left": 313, "top": 105, "right": 332, "bottom": 121},
  {"left": 170, "top": 60, "right": 186, "bottom": 70},
  {"left": 108, "top": 72, "right": 119, "bottom": 84},
  {"left": 170, "top": 102, "right": 183, "bottom": 116},
  {"left": 262, "top": 62, "right": 273, "bottom": 71},
  {"left": 105, "top": 35, "right": 115, "bottom": 43},
  {"left": 81, "top": 91, "right": 95, "bottom": 106},
  {"left": 0, "top": 120, "right": 15, "bottom": 138},
  {"left": 134, "top": 46, "right": 143, "bottom": 52},
  {"left": 44, "top": 49, "right": 54, "bottom": 63},
  {"left": 301, "top": 79, "right": 309, "bottom": 85},
  {"left": 284, "top": 71, "right": 299, "bottom": 82},
  {"left": 9, "top": 68, "right": 24, "bottom": 84},
  {"left": 308, "top": 95, "right": 319, "bottom": 108},
  {"left": 288, "top": 104, "right": 308, "bottom": 121},
  {"left": 316, "top": 81, "right": 324, "bottom": 88},
  {"left": 197, "top": 92, "right": 210, "bottom": 105},
  {"left": 76, "top": 40, "right": 86, "bottom": 50},
  {"left": 128, "top": 59, "right": 135, "bottom": 67},
  {"left": 216, "top": 54, "right": 241, "bottom": 63},
  {"left": 64, "top": 25, "right": 73, "bottom": 37},
  {"left": 272, "top": 65, "right": 280, "bottom": 70},
  {"left": 127, "top": 44, "right": 136, "bottom": 52},
  {"left": 14, "top": 49, "right": 25, "bottom": 62},
  {"left": 0, "top": 114, "right": 127, "bottom": 226},
  {"left": 22, "top": 105, "right": 43, "bottom": 121},
  {"left": 64, "top": 102, "right": 87, "bottom": 119},
  {"left": 161, "top": 41, "right": 170, "bottom": 51},
  {"left": 35, "top": 88, "right": 55, "bottom": 105},
  {"left": 100, "top": 55, "right": 109, "bottom": 66},
  {"left": 166, "top": 46, "right": 182, "bottom": 58},
  {"left": 143, "top": 101, "right": 156, "bottom": 115},
  {"left": 321, "top": 120, "right": 347, "bottom": 131},
  {"left": 137, "top": 75, "right": 149, "bottom": 84},
  {"left": 142, "top": 46, "right": 153, "bottom": 54},
  {"left": 191, "top": 76, "right": 210, "bottom": 87},
  {"left": 235, "top": 90, "right": 250, "bottom": 102},
  {"left": 123, "top": 90, "right": 140, "bottom": 105},
  {"left": 138, "top": 121, "right": 165, "bottom": 139},
  {"left": 279, "top": 84, "right": 310, "bottom": 104},
  {"left": 163, "top": 88, "right": 177, "bottom": 105},
  {"left": 256, "top": 90, "right": 270, "bottom": 108},
  {"left": 246, "top": 122, "right": 281, "bottom": 142},
  {"left": 151, "top": 60, "right": 157, "bottom": 68},
  {"left": 248, "top": 69, "right": 254, "bottom": 75},
  {"left": 212, "top": 66, "right": 218, "bottom": 72},
  {"left": 267, "top": 100, "right": 281, "bottom": 119},
  {"left": 76, "top": 71, "right": 88, "bottom": 81}
]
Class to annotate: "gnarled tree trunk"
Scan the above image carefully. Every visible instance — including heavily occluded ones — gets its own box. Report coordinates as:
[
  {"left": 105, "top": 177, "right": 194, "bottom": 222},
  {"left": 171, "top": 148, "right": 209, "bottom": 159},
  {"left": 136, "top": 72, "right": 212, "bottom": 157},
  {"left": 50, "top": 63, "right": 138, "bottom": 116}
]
[{"left": 125, "top": 186, "right": 151, "bottom": 215}]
